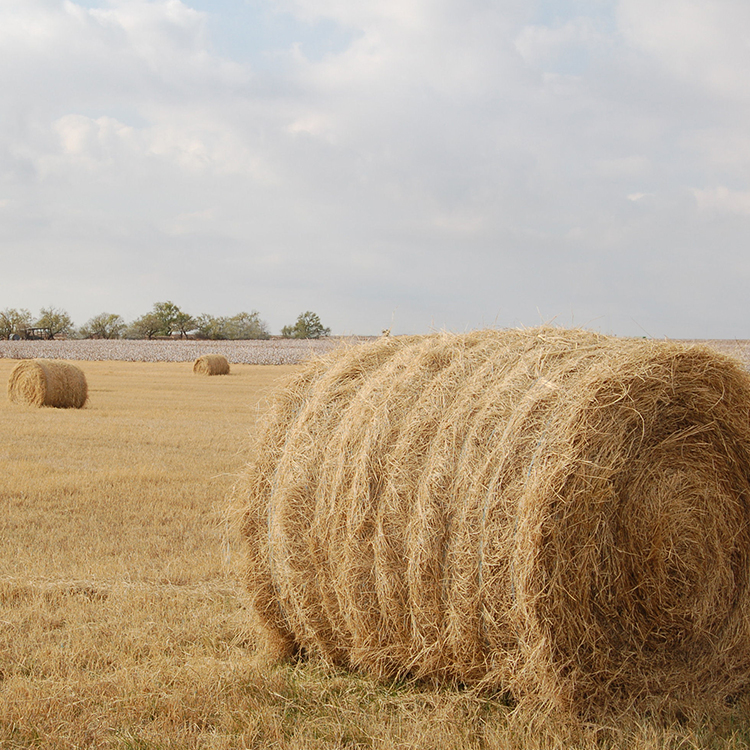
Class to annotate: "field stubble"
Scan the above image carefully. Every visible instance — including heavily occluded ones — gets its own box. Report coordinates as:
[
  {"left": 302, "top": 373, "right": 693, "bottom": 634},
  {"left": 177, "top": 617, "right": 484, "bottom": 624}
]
[{"left": 2, "top": 354, "right": 750, "bottom": 748}]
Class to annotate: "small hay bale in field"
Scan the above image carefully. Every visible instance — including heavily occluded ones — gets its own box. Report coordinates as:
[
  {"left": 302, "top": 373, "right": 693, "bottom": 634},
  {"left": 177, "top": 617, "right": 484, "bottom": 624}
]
[
  {"left": 235, "top": 327, "right": 750, "bottom": 717},
  {"left": 193, "top": 354, "right": 230, "bottom": 375},
  {"left": 7, "top": 359, "right": 88, "bottom": 408}
]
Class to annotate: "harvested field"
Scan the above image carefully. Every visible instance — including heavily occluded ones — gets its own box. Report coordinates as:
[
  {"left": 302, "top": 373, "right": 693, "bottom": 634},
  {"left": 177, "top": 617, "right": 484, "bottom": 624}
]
[
  {"left": 0, "top": 337, "right": 373, "bottom": 365},
  {"left": 3, "top": 337, "right": 750, "bottom": 747}
]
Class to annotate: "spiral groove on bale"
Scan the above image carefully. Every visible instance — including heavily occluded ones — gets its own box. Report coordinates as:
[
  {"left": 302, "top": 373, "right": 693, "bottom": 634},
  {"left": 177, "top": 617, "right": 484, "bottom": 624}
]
[
  {"left": 7, "top": 359, "right": 88, "bottom": 408},
  {"left": 236, "top": 327, "right": 750, "bottom": 715}
]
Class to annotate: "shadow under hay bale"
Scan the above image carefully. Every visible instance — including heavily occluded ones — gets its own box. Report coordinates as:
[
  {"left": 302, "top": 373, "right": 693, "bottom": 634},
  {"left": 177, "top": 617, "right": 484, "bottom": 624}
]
[
  {"left": 235, "top": 327, "right": 750, "bottom": 717},
  {"left": 7, "top": 359, "right": 88, "bottom": 409},
  {"left": 193, "top": 354, "right": 230, "bottom": 376}
]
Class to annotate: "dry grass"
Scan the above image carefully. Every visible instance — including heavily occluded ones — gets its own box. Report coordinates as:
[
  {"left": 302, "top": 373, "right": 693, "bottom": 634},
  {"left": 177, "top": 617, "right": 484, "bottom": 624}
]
[{"left": 2, "top": 357, "right": 750, "bottom": 748}]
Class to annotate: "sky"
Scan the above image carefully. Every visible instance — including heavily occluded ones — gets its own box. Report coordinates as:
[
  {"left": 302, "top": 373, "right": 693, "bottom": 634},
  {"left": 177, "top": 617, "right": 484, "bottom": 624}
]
[{"left": 2, "top": 0, "right": 750, "bottom": 338}]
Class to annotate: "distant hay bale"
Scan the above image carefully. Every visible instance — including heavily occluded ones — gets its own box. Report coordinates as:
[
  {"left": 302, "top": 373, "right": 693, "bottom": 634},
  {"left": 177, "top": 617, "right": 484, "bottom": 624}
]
[
  {"left": 7, "top": 359, "right": 88, "bottom": 408},
  {"left": 193, "top": 354, "right": 230, "bottom": 376},
  {"left": 235, "top": 327, "right": 750, "bottom": 717}
]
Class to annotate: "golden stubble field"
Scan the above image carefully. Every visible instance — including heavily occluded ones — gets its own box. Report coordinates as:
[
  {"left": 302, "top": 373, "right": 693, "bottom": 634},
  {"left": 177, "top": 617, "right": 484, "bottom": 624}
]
[{"left": 2, "top": 358, "right": 750, "bottom": 749}]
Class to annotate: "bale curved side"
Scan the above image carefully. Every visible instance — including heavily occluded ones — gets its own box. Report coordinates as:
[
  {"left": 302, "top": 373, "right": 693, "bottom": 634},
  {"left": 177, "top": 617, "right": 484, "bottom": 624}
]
[
  {"left": 7, "top": 359, "right": 88, "bottom": 408},
  {"left": 236, "top": 327, "right": 750, "bottom": 715},
  {"left": 193, "top": 354, "right": 230, "bottom": 375}
]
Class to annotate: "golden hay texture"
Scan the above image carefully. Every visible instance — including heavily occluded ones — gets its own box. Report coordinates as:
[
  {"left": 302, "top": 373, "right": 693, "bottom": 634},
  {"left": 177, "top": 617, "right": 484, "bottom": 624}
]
[
  {"left": 236, "top": 327, "right": 750, "bottom": 717},
  {"left": 7, "top": 359, "right": 88, "bottom": 409},
  {"left": 193, "top": 353, "right": 230, "bottom": 376}
]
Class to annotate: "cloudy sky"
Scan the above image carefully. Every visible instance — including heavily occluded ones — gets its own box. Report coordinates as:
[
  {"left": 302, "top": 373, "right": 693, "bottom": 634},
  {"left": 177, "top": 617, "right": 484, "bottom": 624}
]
[{"left": 2, "top": 0, "right": 749, "bottom": 337}]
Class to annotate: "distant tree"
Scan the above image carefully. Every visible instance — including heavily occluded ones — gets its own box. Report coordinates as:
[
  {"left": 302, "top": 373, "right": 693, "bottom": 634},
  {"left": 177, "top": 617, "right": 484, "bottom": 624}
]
[
  {"left": 195, "top": 311, "right": 270, "bottom": 340},
  {"left": 173, "top": 310, "right": 196, "bottom": 339},
  {"left": 125, "top": 301, "right": 194, "bottom": 339},
  {"left": 146, "top": 301, "right": 195, "bottom": 338},
  {"left": 194, "top": 314, "right": 227, "bottom": 340},
  {"left": 225, "top": 311, "right": 270, "bottom": 340},
  {"left": 152, "top": 301, "right": 183, "bottom": 337},
  {"left": 0, "top": 307, "right": 32, "bottom": 339},
  {"left": 125, "top": 313, "right": 162, "bottom": 340},
  {"left": 79, "top": 313, "right": 126, "bottom": 339},
  {"left": 281, "top": 311, "right": 331, "bottom": 339},
  {"left": 36, "top": 307, "right": 74, "bottom": 338}
]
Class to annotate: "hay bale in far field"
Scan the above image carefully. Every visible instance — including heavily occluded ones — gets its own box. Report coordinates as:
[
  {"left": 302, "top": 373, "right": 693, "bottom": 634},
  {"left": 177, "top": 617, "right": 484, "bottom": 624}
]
[
  {"left": 235, "top": 326, "right": 750, "bottom": 718},
  {"left": 7, "top": 359, "right": 88, "bottom": 408},
  {"left": 193, "top": 354, "right": 230, "bottom": 375}
]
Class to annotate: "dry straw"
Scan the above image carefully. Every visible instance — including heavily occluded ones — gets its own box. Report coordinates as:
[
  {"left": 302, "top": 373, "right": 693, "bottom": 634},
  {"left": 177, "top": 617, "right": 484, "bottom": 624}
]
[
  {"left": 7, "top": 359, "right": 88, "bottom": 408},
  {"left": 235, "top": 327, "right": 750, "bottom": 717},
  {"left": 193, "top": 354, "right": 230, "bottom": 376}
]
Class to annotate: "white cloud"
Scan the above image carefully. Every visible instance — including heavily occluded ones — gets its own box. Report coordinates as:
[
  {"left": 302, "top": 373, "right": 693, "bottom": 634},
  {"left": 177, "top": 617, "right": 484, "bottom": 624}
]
[
  {"left": 514, "top": 16, "right": 609, "bottom": 74},
  {"left": 595, "top": 156, "right": 651, "bottom": 178},
  {"left": 682, "top": 129, "right": 750, "bottom": 178},
  {"left": 162, "top": 207, "right": 216, "bottom": 236},
  {"left": 618, "top": 0, "right": 750, "bottom": 100},
  {"left": 693, "top": 186, "right": 750, "bottom": 216},
  {"left": 626, "top": 192, "right": 653, "bottom": 202},
  {"left": 274, "top": 0, "right": 528, "bottom": 34},
  {"left": 0, "top": 0, "right": 749, "bottom": 337},
  {"left": 55, "top": 114, "right": 135, "bottom": 159}
]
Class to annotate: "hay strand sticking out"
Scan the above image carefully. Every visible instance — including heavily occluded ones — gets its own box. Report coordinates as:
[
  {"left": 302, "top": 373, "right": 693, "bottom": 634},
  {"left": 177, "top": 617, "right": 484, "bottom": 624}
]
[
  {"left": 193, "top": 354, "right": 230, "bottom": 376},
  {"left": 7, "top": 359, "right": 88, "bottom": 408},
  {"left": 236, "top": 327, "right": 750, "bottom": 717}
]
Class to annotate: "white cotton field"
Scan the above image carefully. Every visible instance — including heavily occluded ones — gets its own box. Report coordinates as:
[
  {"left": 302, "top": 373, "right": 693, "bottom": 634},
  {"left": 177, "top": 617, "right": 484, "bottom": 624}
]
[
  {"left": 1, "top": 336, "right": 747, "bottom": 368},
  {"left": 0, "top": 337, "right": 377, "bottom": 365}
]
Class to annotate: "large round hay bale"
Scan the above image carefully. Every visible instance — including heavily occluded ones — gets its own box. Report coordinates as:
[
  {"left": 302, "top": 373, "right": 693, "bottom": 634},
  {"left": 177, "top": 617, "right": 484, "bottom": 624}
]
[
  {"left": 7, "top": 359, "right": 88, "bottom": 408},
  {"left": 236, "top": 327, "right": 750, "bottom": 716},
  {"left": 193, "top": 354, "right": 230, "bottom": 376}
]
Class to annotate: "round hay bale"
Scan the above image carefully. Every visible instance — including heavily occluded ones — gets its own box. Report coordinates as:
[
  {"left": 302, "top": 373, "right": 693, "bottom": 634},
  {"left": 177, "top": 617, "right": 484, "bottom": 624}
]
[
  {"left": 7, "top": 359, "right": 88, "bottom": 408},
  {"left": 235, "top": 327, "right": 750, "bottom": 716},
  {"left": 193, "top": 354, "right": 230, "bottom": 376}
]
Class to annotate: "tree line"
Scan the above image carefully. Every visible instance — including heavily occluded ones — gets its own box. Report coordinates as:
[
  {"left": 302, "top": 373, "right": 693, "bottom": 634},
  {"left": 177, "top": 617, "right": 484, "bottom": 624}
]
[{"left": 0, "top": 303, "right": 331, "bottom": 341}]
